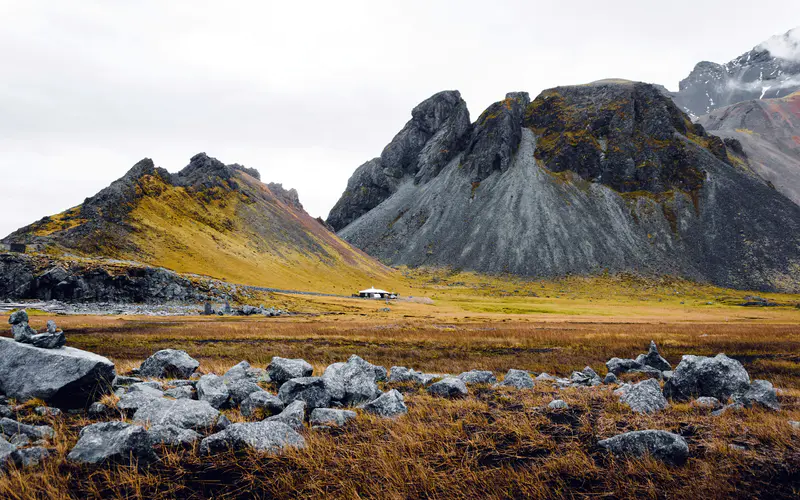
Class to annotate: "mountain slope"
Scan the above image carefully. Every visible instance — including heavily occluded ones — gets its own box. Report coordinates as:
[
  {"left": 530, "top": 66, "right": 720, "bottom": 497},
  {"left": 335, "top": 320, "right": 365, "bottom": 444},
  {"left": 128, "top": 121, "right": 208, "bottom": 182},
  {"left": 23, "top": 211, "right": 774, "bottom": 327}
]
[
  {"left": 4, "top": 153, "right": 395, "bottom": 294},
  {"left": 673, "top": 27, "right": 800, "bottom": 118},
  {"left": 328, "top": 81, "right": 800, "bottom": 293},
  {"left": 697, "top": 91, "right": 800, "bottom": 206}
]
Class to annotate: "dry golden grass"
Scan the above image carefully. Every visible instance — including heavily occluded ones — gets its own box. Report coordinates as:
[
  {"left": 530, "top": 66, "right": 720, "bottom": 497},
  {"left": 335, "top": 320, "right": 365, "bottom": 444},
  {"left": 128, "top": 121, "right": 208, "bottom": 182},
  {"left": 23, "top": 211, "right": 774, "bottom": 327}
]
[{"left": 1, "top": 280, "right": 799, "bottom": 499}]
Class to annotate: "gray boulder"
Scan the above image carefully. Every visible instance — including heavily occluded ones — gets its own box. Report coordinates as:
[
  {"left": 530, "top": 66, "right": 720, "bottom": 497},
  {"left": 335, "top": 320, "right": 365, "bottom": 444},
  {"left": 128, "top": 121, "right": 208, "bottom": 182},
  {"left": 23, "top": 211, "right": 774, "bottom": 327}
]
[
  {"left": 164, "top": 386, "right": 194, "bottom": 400},
  {"left": 310, "top": 408, "right": 357, "bottom": 428},
  {"left": 389, "top": 366, "right": 437, "bottom": 385},
  {"left": 736, "top": 380, "right": 780, "bottom": 411},
  {"left": 603, "top": 373, "right": 619, "bottom": 385},
  {"left": 117, "top": 391, "right": 163, "bottom": 415},
  {"left": 712, "top": 402, "right": 745, "bottom": 417},
  {"left": 9, "top": 310, "right": 36, "bottom": 343},
  {"left": 598, "top": 430, "right": 689, "bottom": 466},
  {"left": 148, "top": 424, "right": 201, "bottom": 447},
  {"left": 200, "top": 421, "right": 306, "bottom": 455},
  {"left": 613, "top": 383, "right": 633, "bottom": 397},
  {"left": 241, "top": 392, "right": 284, "bottom": 418},
  {"left": 0, "top": 436, "right": 16, "bottom": 470},
  {"left": 67, "top": 421, "right": 156, "bottom": 465},
  {"left": 133, "top": 398, "right": 220, "bottom": 431},
  {"left": 278, "top": 377, "right": 331, "bottom": 410},
  {"left": 226, "top": 379, "right": 264, "bottom": 406},
  {"left": 620, "top": 379, "right": 668, "bottom": 414},
  {"left": 571, "top": 366, "right": 602, "bottom": 387},
  {"left": 373, "top": 365, "right": 388, "bottom": 382},
  {"left": 13, "top": 446, "right": 50, "bottom": 468},
  {"left": 322, "top": 355, "right": 380, "bottom": 405},
  {"left": 127, "top": 382, "right": 164, "bottom": 397},
  {"left": 359, "top": 389, "right": 407, "bottom": 418},
  {"left": 88, "top": 402, "right": 110, "bottom": 417},
  {"left": 34, "top": 406, "right": 62, "bottom": 417},
  {"left": 196, "top": 374, "right": 230, "bottom": 409},
  {"left": 0, "top": 417, "right": 54, "bottom": 442},
  {"left": 428, "top": 378, "right": 468, "bottom": 398},
  {"left": 641, "top": 341, "right": 671, "bottom": 371},
  {"left": 266, "top": 400, "right": 306, "bottom": 430},
  {"left": 0, "top": 337, "right": 115, "bottom": 409},
  {"left": 548, "top": 399, "right": 569, "bottom": 410},
  {"left": 223, "top": 361, "right": 253, "bottom": 382},
  {"left": 113, "top": 376, "right": 144, "bottom": 388},
  {"left": 536, "top": 373, "right": 556, "bottom": 382},
  {"left": 267, "top": 357, "right": 313, "bottom": 387},
  {"left": 138, "top": 349, "right": 199, "bottom": 379},
  {"left": 496, "top": 369, "right": 535, "bottom": 389},
  {"left": 0, "top": 406, "right": 12, "bottom": 419},
  {"left": 692, "top": 397, "right": 722, "bottom": 409},
  {"left": 457, "top": 370, "right": 497, "bottom": 385},
  {"left": 606, "top": 358, "right": 643, "bottom": 376},
  {"left": 663, "top": 354, "right": 750, "bottom": 402}
]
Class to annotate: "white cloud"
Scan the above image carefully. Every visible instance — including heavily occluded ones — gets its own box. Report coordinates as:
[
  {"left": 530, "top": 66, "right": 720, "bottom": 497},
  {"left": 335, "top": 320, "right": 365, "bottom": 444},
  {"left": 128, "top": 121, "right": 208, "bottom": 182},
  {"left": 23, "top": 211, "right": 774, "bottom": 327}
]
[{"left": 758, "top": 27, "right": 800, "bottom": 62}]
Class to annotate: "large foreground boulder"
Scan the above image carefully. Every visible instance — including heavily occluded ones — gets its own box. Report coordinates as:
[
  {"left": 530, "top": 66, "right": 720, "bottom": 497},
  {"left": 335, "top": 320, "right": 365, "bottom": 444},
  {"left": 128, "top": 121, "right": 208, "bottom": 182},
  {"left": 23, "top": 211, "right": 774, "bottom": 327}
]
[
  {"left": 663, "top": 354, "right": 750, "bottom": 402},
  {"left": 598, "top": 430, "right": 689, "bottom": 466},
  {"left": 133, "top": 398, "right": 221, "bottom": 430},
  {"left": 200, "top": 421, "right": 306, "bottom": 455},
  {"left": 322, "top": 355, "right": 381, "bottom": 405},
  {"left": 67, "top": 421, "right": 157, "bottom": 465},
  {"left": 620, "top": 379, "right": 668, "bottom": 414},
  {"left": 0, "top": 337, "right": 115, "bottom": 409},
  {"left": 138, "top": 349, "right": 199, "bottom": 379}
]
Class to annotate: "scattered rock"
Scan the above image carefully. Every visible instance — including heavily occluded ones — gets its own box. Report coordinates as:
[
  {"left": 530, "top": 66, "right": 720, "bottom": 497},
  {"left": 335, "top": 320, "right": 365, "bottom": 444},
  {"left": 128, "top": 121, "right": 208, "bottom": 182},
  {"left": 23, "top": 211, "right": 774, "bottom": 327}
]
[
  {"left": 133, "top": 398, "right": 220, "bottom": 431},
  {"left": 359, "top": 389, "right": 408, "bottom": 418},
  {"left": 117, "top": 390, "right": 163, "bottom": 415},
  {"left": 310, "top": 408, "right": 357, "bottom": 428},
  {"left": 148, "top": 424, "right": 201, "bottom": 447},
  {"left": 570, "top": 367, "right": 602, "bottom": 387},
  {"left": 164, "top": 386, "right": 194, "bottom": 400},
  {"left": 641, "top": 341, "right": 671, "bottom": 371},
  {"left": 113, "top": 376, "right": 144, "bottom": 388},
  {"left": 389, "top": 366, "right": 438, "bottom": 385},
  {"left": 266, "top": 400, "right": 306, "bottom": 430},
  {"left": 8, "top": 310, "right": 65, "bottom": 348},
  {"left": 711, "top": 402, "right": 744, "bottom": 417},
  {"left": 613, "top": 383, "right": 632, "bottom": 397},
  {"left": 0, "top": 436, "right": 16, "bottom": 470},
  {"left": 0, "top": 406, "right": 11, "bottom": 419},
  {"left": 548, "top": 400, "right": 569, "bottom": 410},
  {"left": 139, "top": 349, "right": 199, "bottom": 379},
  {"left": 322, "top": 355, "right": 381, "bottom": 405},
  {"left": 0, "top": 417, "right": 54, "bottom": 442},
  {"left": 200, "top": 421, "right": 306, "bottom": 455},
  {"left": 0, "top": 337, "right": 115, "bottom": 409},
  {"left": 127, "top": 382, "right": 164, "bottom": 397},
  {"left": 223, "top": 361, "right": 254, "bottom": 383},
  {"left": 241, "top": 392, "right": 284, "bottom": 418},
  {"left": 427, "top": 378, "right": 468, "bottom": 398},
  {"left": 603, "top": 373, "right": 619, "bottom": 385},
  {"left": 278, "top": 377, "right": 331, "bottom": 410},
  {"left": 496, "top": 369, "right": 535, "bottom": 389},
  {"left": 789, "top": 421, "right": 800, "bottom": 430},
  {"left": 267, "top": 357, "right": 313, "bottom": 387},
  {"left": 67, "top": 421, "right": 156, "bottom": 465},
  {"left": 13, "top": 446, "right": 50, "bottom": 468},
  {"left": 692, "top": 397, "right": 722, "bottom": 409},
  {"left": 196, "top": 374, "right": 230, "bottom": 409},
  {"left": 606, "top": 358, "right": 643, "bottom": 376},
  {"left": 34, "top": 406, "right": 62, "bottom": 417},
  {"left": 373, "top": 365, "right": 388, "bottom": 382},
  {"left": 736, "top": 380, "right": 780, "bottom": 411},
  {"left": 535, "top": 373, "right": 555, "bottom": 382},
  {"left": 620, "top": 379, "right": 668, "bottom": 414},
  {"left": 663, "top": 354, "right": 750, "bottom": 402},
  {"left": 598, "top": 430, "right": 689, "bottom": 466},
  {"left": 226, "top": 379, "right": 263, "bottom": 406},
  {"left": 457, "top": 370, "right": 497, "bottom": 385},
  {"left": 87, "top": 402, "right": 110, "bottom": 417}
]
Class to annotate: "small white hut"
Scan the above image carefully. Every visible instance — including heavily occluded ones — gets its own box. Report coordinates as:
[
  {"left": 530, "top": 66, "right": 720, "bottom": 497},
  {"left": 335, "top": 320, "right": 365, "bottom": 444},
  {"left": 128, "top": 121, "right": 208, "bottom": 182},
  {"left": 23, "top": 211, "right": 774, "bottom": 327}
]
[{"left": 357, "top": 287, "right": 396, "bottom": 299}]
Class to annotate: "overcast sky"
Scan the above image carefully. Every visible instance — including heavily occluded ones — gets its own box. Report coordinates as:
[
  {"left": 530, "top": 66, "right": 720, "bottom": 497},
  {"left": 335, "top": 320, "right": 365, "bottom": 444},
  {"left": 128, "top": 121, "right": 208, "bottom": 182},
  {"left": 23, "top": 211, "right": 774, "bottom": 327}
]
[{"left": 0, "top": 1, "right": 796, "bottom": 237}]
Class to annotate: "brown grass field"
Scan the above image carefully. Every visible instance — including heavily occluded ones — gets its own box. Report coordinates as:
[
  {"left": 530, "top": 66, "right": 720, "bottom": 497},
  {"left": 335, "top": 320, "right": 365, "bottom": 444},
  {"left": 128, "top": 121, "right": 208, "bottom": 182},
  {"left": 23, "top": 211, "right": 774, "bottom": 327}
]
[{"left": 1, "top": 274, "right": 799, "bottom": 499}]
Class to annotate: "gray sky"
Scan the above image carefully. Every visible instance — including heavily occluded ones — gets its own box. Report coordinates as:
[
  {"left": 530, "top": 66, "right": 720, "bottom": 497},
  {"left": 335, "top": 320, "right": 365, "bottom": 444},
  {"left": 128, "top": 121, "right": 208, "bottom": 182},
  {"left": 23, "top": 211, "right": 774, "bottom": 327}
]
[{"left": 0, "top": 0, "right": 796, "bottom": 237}]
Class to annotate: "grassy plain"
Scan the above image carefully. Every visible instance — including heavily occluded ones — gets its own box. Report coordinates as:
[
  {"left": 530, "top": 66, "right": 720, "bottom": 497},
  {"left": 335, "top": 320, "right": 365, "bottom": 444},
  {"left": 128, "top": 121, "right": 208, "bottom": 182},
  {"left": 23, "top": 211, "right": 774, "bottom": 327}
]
[{"left": 1, "top": 273, "right": 799, "bottom": 499}]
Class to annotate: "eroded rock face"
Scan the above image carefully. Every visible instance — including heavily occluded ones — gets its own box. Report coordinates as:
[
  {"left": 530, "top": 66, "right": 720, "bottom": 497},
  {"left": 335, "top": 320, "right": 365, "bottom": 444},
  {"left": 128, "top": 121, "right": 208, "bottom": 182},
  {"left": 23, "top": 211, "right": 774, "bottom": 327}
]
[
  {"left": 620, "top": 379, "right": 668, "bottom": 414},
  {"left": 0, "top": 338, "right": 115, "bottom": 409},
  {"left": 139, "top": 349, "right": 199, "bottom": 379},
  {"left": 598, "top": 430, "right": 689, "bottom": 466},
  {"left": 67, "top": 421, "right": 156, "bottom": 465},
  {"left": 663, "top": 354, "right": 750, "bottom": 402},
  {"left": 200, "top": 421, "right": 306, "bottom": 455},
  {"left": 359, "top": 389, "right": 408, "bottom": 418},
  {"left": 267, "top": 357, "right": 313, "bottom": 387}
]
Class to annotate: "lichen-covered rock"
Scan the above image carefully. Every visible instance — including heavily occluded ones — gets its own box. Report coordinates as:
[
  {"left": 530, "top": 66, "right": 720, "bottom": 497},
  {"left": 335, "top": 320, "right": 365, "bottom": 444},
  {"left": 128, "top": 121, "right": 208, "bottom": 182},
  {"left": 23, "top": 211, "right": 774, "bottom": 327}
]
[
  {"left": 457, "top": 370, "right": 497, "bottom": 385},
  {"left": 496, "top": 369, "right": 535, "bottom": 389},
  {"left": 117, "top": 390, "right": 163, "bottom": 415},
  {"left": 322, "top": 355, "right": 381, "bottom": 405},
  {"left": 663, "top": 354, "right": 750, "bottom": 402},
  {"left": 196, "top": 374, "right": 230, "bottom": 409},
  {"left": 266, "top": 400, "right": 306, "bottom": 430},
  {"left": 138, "top": 349, "right": 199, "bottom": 379},
  {"left": 226, "top": 379, "right": 263, "bottom": 406},
  {"left": 598, "top": 430, "right": 689, "bottom": 466},
  {"left": 0, "top": 337, "right": 115, "bottom": 409},
  {"left": 67, "top": 422, "right": 156, "bottom": 465},
  {"left": 310, "top": 408, "right": 357, "bottom": 428},
  {"left": 148, "top": 424, "right": 201, "bottom": 447},
  {"left": 548, "top": 400, "right": 569, "bottom": 410},
  {"left": 241, "top": 392, "right": 284, "bottom": 418},
  {"left": 427, "top": 378, "right": 468, "bottom": 398},
  {"left": 133, "top": 398, "right": 220, "bottom": 431},
  {"left": 620, "top": 379, "right": 668, "bottom": 414},
  {"left": 200, "top": 421, "right": 306, "bottom": 455},
  {"left": 359, "top": 389, "right": 408, "bottom": 418},
  {"left": 736, "top": 380, "right": 780, "bottom": 411},
  {"left": 164, "top": 386, "right": 194, "bottom": 400},
  {"left": 388, "top": 366, "right": 437, "bottom": 385},
  {"left": 278, "top": 377, "right": 331, "bottom": 410},
  {"left": 267, "top": 357, "right": 313, "bottom": 387},
  {"left": 603, "top": 373, "right": 619, "bottom": 385}
]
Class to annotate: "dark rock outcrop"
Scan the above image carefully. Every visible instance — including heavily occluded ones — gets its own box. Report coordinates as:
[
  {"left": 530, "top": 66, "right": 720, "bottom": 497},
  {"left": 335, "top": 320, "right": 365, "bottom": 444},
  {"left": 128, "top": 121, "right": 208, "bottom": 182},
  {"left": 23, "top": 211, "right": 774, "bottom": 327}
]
[{"left": 0, "top": 338, "right": 115, "bottom": 409}]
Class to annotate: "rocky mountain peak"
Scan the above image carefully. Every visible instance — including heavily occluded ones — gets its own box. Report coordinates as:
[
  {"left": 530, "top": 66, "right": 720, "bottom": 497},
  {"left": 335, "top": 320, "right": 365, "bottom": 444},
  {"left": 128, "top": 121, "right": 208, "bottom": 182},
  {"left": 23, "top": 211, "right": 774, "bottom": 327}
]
[{"left": 267, "top": 183, "right": 303, "bottom": 210}]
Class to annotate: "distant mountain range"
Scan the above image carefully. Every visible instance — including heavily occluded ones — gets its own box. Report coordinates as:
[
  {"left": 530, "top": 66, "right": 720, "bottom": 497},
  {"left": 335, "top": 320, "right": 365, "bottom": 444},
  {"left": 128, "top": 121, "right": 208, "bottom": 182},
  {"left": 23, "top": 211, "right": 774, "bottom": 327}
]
[
  {"left": 328, "top": 81, "right": 800, "bottom": 293},
  {"left": 673, "top": 27, "right": 800, "bottom": 118},
  {"left": 3, "top": 153, "right": 393, "bottom": 294}
]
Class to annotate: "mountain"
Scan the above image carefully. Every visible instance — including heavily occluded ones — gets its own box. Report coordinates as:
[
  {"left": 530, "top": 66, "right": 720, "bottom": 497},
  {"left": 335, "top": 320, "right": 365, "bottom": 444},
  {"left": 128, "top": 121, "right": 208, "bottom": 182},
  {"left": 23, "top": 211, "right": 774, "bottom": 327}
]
[
  {"left": 327, "top": 81, "right": 800, "bottom": 293},
  {"left": 673, "top": 27, "right": 800, "bottom": 118},
  {"left": 3, "top": 153, "right": 394, "bottom": 294},
  {"left": 697, "top": 91, "right": 800, "bottom": 206}
]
